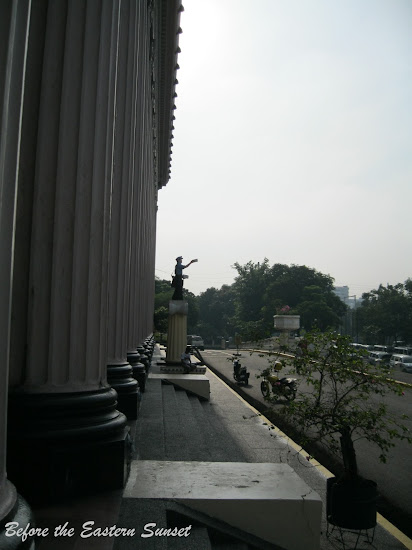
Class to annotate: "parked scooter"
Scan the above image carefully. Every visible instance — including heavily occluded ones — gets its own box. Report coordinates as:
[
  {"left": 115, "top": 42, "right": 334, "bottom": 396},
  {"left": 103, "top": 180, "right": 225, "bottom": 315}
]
[
  {"left": 233, "top": 358, "right": 250, "bottom": 385},
  {"left": 260, "top": 361, "right": 297, "bottom": 401}
]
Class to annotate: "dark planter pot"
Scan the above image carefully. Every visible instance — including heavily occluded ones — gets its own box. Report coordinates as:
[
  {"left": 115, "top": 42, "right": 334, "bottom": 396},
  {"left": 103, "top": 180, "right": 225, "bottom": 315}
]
[{"left": 327, "top": 477, "right": 377, "bottom": 530}]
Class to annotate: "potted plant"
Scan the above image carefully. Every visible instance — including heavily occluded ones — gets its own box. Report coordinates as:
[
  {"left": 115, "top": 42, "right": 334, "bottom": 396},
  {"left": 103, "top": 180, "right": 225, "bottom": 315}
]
[{"left": 261, "top": 330, "right": 411, "bottom": 530}]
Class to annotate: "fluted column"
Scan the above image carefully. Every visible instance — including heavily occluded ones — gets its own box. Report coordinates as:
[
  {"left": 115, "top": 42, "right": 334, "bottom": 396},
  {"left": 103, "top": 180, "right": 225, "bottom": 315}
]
[
  {"left": 127, "top": 0, "right": 143, "bottom": 358},
  {"left": 166, "top": 301, "right": 188, "bottom": 363},
  {"left": 0, "top": 1, "right": 35, "bottom": 546},
  {"left": 129, "top": 1, "right": 157, "bottom": 352},
  {"left": 126, "top": 0, "right": 152, "bottom": 382},
  {"left": 113, "top": 0, "right": 146, "bottom": 386},
  {"left": 7, "top": 1, "right": 129, "bottom": 503},
  {"left": 107, "top": 0, "right": 140, "bottom": 418}
]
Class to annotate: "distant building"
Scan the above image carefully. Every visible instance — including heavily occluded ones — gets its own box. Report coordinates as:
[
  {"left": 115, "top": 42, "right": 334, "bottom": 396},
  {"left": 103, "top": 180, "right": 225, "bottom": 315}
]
[
  {"left": 333, "top": 286, "right": 350, "bottom": 302},
  {"left": 333, "top": 286, "right": 359, "bottom": 309}
]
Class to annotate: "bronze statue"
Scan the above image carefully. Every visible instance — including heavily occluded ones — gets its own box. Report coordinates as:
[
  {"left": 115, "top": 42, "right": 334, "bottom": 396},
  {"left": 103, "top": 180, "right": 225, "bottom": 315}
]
[{"left": 171, "top": 256, "right": 197, "bottom": 300}]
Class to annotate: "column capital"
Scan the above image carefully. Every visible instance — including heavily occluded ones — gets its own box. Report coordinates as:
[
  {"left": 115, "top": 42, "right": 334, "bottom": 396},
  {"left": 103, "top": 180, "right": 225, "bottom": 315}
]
[{"left": 169, "top": 300, "right": 188, "bottom": 316}]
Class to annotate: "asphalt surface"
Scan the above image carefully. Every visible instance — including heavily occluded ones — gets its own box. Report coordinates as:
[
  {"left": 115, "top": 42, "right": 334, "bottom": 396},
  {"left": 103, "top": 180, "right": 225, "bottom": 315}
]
[{"left": 199, "top": 348, "right": 412, "bottom": 539}]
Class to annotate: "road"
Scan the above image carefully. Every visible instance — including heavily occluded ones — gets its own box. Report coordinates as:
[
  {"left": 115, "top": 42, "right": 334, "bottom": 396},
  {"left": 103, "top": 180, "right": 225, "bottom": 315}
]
[{"left": 200, "top": 348, "right": 412, "bottom": 537}]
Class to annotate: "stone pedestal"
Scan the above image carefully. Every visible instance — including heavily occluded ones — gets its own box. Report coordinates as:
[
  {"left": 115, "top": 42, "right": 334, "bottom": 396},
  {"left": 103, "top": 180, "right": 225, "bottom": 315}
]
[
  {"left": 166, "top": 301, "right": 188, "bottom": 364},
  {"left": 274, "top": 315, "right": 300, "bottom": 346}
]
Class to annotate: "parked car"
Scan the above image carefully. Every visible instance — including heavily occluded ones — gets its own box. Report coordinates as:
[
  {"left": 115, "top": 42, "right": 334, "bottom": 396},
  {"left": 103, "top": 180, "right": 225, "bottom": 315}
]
[
  {"left": 393, "top": 346, "right": 412, "bottom": 356},
  {"left": 187, "top": 335, "right": 205, "bottom": 350},
  {"left": 389, "top": 354, "right": 412, "bottom": 373},
  {"left": 368, "top": 351, "right": 391, "bottom": 367},
  {"left": 373, "top": 344, "right": 393, "bottom": 354}
]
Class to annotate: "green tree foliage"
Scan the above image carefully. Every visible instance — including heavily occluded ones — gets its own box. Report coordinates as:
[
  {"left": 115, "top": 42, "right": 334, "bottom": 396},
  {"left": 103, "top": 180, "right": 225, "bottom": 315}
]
[
  {"left": 185, "top": 290, "right": 200, "bottom": 333},
  {"left": 154, "top": 278, "right": 173, "bottom": 308},
  {"left": 197, "top": 285, "right": 235, "bottom": 341},
  {"left": 153, "top": 278, "right": 173, "bottom": 334},
  {"left": 298, "top": 285, "right": 346, "bottom": 331},
  {"left": 264, "top": 331, "right": 411, "bottom": 480},
  {"left": 231, "top": 260, "right": 346, "bottom": 338},
  {"left": 231, "top": 259, "right": 273, "bottom": 325},
  {"left": 153, "top": 306, "right": 168, "bottom": 334},
  {"left": 153, "top": 266, "right": 410, "bottom": 346},
  {"left": 357, "top": 280, "right": 412, "bottom": 344}
]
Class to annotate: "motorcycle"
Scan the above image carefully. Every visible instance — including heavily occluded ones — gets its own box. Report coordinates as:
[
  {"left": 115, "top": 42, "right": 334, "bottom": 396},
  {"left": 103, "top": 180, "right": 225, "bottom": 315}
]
[
  {"left": 260, "top": 361, "right": 297, "bottom": 401},
  {"left": 233, "top": 358, "right": 250, "bottom": 385}
]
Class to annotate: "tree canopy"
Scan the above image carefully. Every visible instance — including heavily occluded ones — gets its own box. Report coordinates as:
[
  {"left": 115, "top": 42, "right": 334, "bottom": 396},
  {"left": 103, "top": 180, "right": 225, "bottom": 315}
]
[
  {"left": 357, "top": 280, "right": 412, "bottom": 345},
  {"left": 153, "top": 262, "right": 411, "bottom": 346},
  {"left": 263, "top": 330, "right": 411, "bottom": 479},
  {"left": 230, "top": 260, "right": 346, "bottom": 338}
]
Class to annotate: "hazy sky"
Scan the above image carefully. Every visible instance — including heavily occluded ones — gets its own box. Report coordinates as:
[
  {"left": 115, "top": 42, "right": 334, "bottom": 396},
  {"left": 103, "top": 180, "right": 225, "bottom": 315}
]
[{"left": 155, "top": 0, "right": 412, "bottom": 299}]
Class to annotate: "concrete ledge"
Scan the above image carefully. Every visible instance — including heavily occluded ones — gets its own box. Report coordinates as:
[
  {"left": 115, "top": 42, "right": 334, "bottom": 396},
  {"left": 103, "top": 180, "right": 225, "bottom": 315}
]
[
  {"left": 124, "top": 461, "right": 322, "bottom": 550},
  {"left": 160, "top": 364, "right": 207, "bottom": 374},
  {"left": 148, "top": 373, "right": 210, "bottom": 400}
]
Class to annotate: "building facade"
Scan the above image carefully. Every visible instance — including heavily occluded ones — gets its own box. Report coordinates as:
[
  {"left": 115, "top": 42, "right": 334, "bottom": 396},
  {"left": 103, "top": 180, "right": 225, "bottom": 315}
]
[
  {"left": 0, "top": 0, "right": 182, "bottom": 543},
  {"left": 333, "top": 286, "right": 350, "bottom": 303}
]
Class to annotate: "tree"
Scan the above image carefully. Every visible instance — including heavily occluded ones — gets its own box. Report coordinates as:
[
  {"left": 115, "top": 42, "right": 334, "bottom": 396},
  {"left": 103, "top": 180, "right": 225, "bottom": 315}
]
[
  {"left": 153, "top": 306, "right": 168, "bottom": 333},
  {"left": 232, "top": 259, "right": 273, "bottom": 328},
  {"left": 197, "top": 285, "right": 236, "bottom": 342},
  {"left": 297, "top": 285, "right": 346, "bottom": 331},
  {"left": 357, "top": 281, "right": 412, "bottom": 344},
  {"left": 230, "top": 260, "right": 346, "bottom": 337},
  {"left": 264, "top": 330, "right": 411, "bottom": 481},
  {"left": 153, "top": 278, "right": 173, "bottom": 334},
  {"left": 185, "top": 290, "right": 200, "bottom": 334}
]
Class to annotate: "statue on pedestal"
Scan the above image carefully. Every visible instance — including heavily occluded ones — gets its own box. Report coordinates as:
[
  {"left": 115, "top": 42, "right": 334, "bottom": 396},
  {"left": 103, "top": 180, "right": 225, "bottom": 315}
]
[{"left": 171, "top": 256, "right": 198, "bottom": 300}]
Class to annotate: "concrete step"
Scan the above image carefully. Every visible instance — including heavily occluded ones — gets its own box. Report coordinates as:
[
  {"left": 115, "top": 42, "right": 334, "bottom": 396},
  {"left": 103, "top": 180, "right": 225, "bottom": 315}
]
[
  {"left": 188, "top": 395, "right": 248, "bottom": 462},
  {"left": 150, "top": 371, "right": 210, "bottom": 400},
  {"left": 124, "top": 461, "right": 322, "bottom": 550},
  {"left": 134, "top": 378, "right": 165, "bottom": 460},
  {"left": 167, "top": 526, "right": 212, "bottom": 550},
  {"left": 161, "top": 383, "right": 184, "bottom": 461},
  {"left": 162, "top": 384, "right": 246, "bottom": 463},
  {"left": 126, "top": 376, "right": 285, "bottom": 549},
  {"left": 172, "top": 388, "right": 215, "bottom": 461},
  {"left": 113, "top": 499, "right": 169, "bottom": 550},
  {"left": 135, "top": 378, "right": 246, "bottom": 464},
  {"left": 165, "top": 502, "right": 277, "bottom": 550},
  {"left": 134, "top": 379, "right": 215, "bottom": 462},
  {"left": 212, "top": 543, "right": 249, "bottom": 550},
  {"left": 162, "top": 384, "right": 218, "bottom": 461},
  {"left": 114, "top": 498, "right": 272, "bottom": 550}
]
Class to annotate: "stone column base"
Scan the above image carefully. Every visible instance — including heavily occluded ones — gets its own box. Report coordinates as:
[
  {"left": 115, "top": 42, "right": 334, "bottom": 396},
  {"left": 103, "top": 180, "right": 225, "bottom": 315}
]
[
  {"left": 107, "top": 362, "right": 140, "bottom": 419},
  {"left": 127, "top": 349, "right": 147, "bottom": 392},
  {"left": 7, "top": 387, "right": 130, "bottom": 504},
  {"left": 0, "top": 481, "right": 35, "bottom": 549}
]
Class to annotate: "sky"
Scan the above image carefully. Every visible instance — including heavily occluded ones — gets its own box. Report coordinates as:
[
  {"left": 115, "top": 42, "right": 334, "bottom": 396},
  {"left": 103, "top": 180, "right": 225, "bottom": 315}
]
[{"left": 155, "top": 0, "right": 412, "bottom": 299}]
